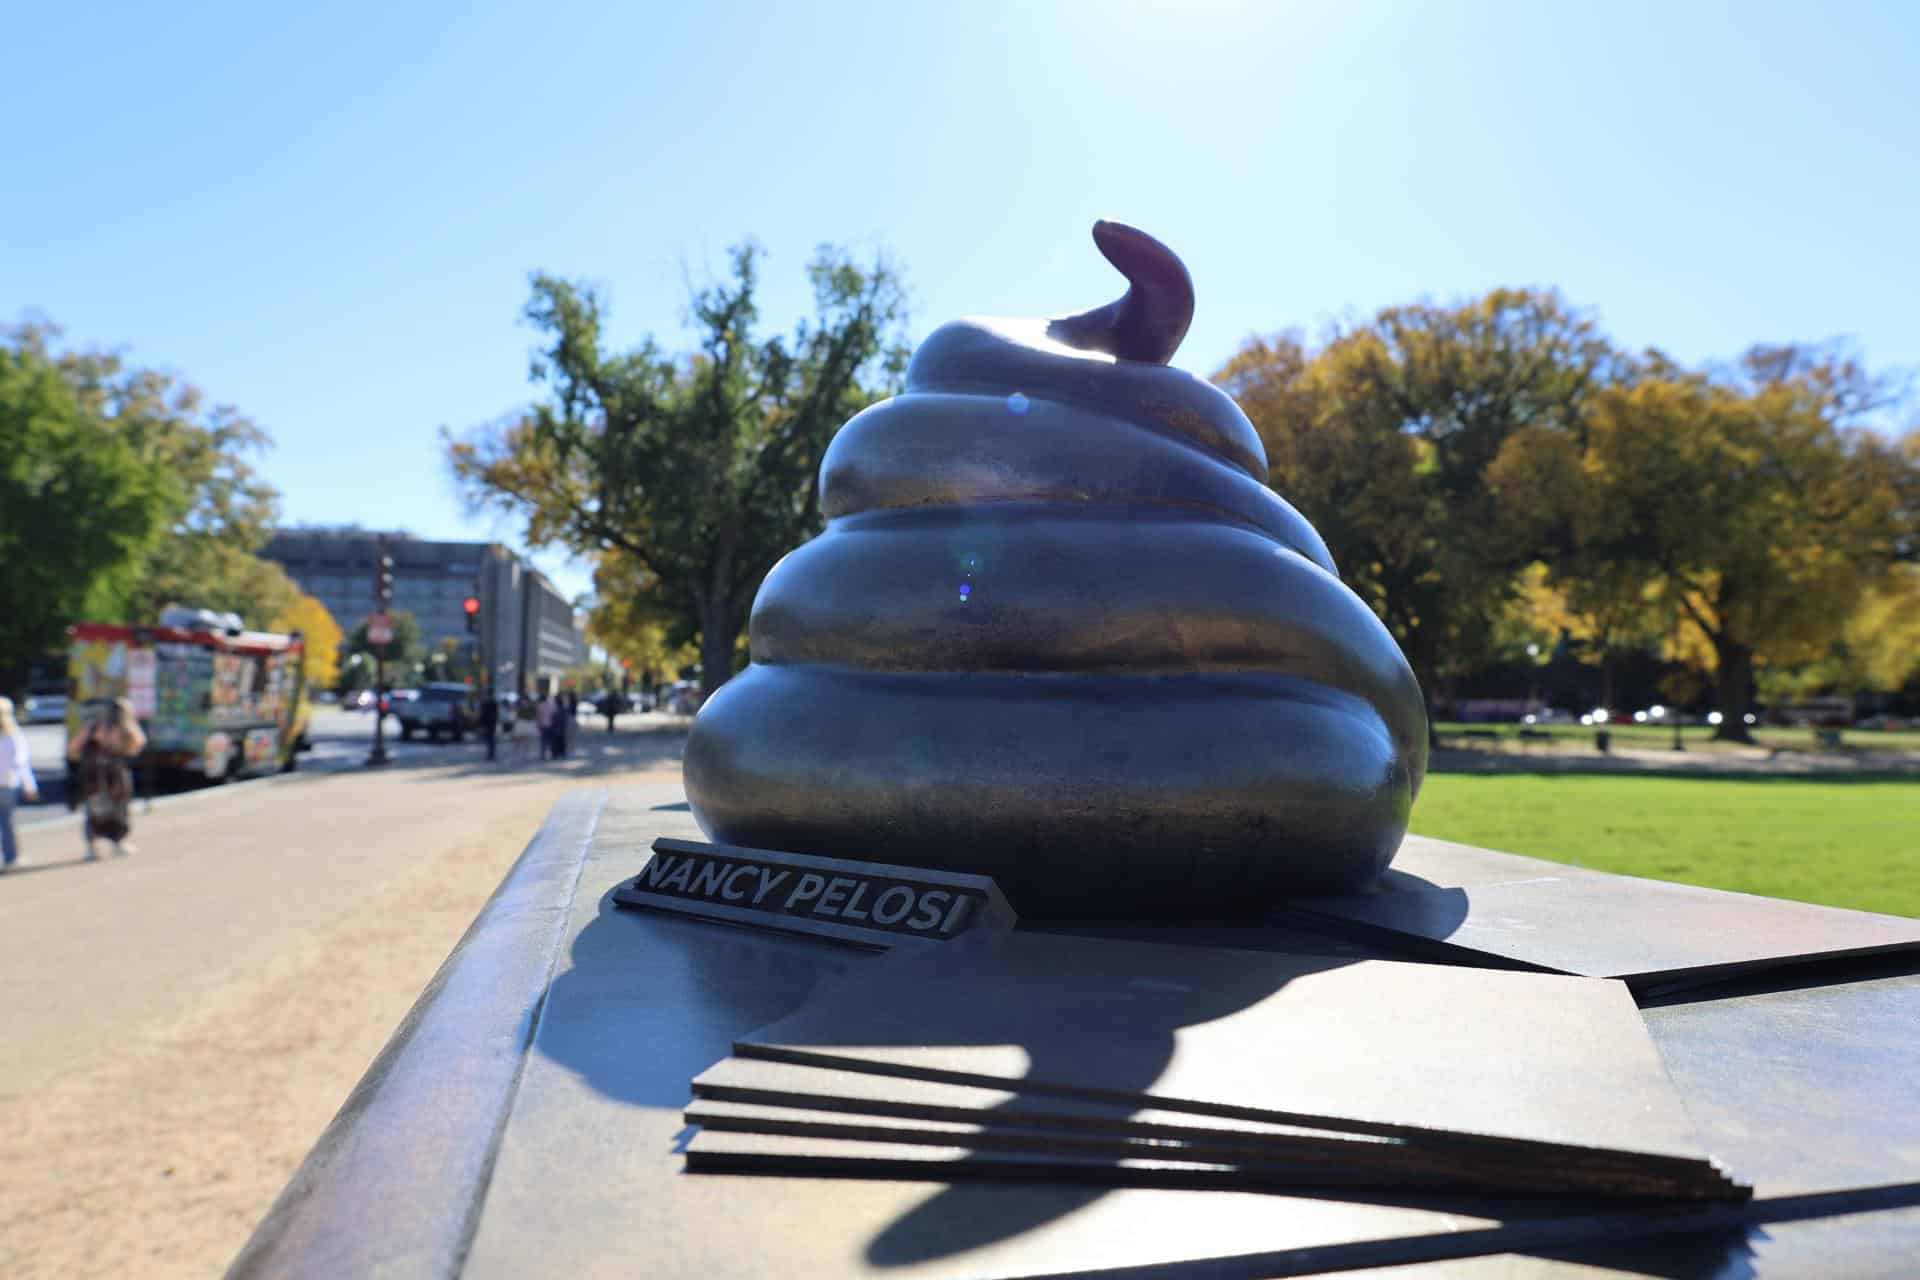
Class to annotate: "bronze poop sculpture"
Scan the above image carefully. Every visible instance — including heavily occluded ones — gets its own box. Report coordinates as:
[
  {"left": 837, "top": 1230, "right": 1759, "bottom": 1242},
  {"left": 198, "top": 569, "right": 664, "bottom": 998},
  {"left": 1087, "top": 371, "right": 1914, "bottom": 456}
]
[{"left": 684, "top": 222, "right": 1428, "bottom": 916}]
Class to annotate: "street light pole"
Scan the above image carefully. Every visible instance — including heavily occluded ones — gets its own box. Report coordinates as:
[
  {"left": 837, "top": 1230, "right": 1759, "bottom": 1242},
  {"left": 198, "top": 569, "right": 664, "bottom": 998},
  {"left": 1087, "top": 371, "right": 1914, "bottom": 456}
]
[
  {"left": 369, "top": 650, "right": 389, "bottom": 766},
  {"left": 367, "top": 536, "right": 394, "bottom": 767}
]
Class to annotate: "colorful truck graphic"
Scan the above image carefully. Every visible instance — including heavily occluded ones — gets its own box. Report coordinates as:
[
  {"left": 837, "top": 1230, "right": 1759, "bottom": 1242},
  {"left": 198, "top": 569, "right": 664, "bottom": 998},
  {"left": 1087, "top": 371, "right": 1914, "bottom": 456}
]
[{"left": 66, "top": 622, "right": 311, "bottom": 780}]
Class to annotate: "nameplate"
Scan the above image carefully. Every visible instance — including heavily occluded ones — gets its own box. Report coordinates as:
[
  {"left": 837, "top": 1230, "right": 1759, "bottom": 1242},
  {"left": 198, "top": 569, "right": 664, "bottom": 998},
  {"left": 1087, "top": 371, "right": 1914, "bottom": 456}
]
[{"left": 613, "top": 838, "right": 1018, "bottom": 949}]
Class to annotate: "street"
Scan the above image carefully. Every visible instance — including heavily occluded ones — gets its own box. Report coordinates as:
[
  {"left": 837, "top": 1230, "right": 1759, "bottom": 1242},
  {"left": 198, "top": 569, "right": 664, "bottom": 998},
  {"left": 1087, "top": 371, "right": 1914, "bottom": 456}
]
[
  {"left": 11, "top": 701, "right": 659, "bottom": 816},
  {"left": 0, "top": 709, "right": 689, "bottom": 1280}
]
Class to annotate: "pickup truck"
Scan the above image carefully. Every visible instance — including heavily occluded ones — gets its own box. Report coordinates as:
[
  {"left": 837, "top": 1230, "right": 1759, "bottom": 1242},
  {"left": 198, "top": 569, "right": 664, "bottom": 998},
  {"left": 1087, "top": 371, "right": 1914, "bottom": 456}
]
[{"left": 395, "top": 683, "right": 478, "bottom": 742}]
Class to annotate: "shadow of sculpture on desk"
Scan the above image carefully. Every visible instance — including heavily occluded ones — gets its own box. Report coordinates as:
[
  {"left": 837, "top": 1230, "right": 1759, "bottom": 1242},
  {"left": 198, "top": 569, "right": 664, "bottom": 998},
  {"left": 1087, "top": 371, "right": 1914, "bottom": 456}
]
[
  {"left": 535, "top": 891, "right": 1416, "bottom": 1263},
  {"left": 539, "top": 876, "right": 1659, "bottom": 1271},
  {"left": 536, "top": 884, "right": 863, "bottom": 1112},
  {"left": 1347, "top": 868, "right": 1475, "bottom": 934},
  {"left": 853, "top": 941, "right": 1352, "bottom": 1266},
  {"left": 832, "top": 904, "right": 1592, "bottom": 1269}
]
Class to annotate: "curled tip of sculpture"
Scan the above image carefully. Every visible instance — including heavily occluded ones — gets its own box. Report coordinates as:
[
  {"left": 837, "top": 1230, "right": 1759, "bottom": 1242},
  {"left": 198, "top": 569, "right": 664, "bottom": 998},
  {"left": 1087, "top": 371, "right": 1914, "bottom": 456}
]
[{"left": 1045, "top": 220, "right": 1196, "bottom": 365}]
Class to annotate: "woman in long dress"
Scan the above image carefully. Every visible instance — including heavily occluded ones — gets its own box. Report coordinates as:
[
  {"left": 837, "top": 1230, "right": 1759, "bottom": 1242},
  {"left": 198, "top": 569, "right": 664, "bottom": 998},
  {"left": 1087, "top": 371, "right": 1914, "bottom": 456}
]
[
  {"left": 67, "top": 697, "right": 146, "bottom": 859},
  {"left": 0, "top": 696, "right": 39, "bottom": 871}
]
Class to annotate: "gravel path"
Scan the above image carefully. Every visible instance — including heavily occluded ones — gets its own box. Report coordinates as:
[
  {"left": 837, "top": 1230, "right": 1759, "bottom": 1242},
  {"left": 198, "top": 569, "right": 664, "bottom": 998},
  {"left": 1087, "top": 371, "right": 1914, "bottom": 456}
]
[{"left": 0, "top": 721, "right": 686, "bottom": 1280}]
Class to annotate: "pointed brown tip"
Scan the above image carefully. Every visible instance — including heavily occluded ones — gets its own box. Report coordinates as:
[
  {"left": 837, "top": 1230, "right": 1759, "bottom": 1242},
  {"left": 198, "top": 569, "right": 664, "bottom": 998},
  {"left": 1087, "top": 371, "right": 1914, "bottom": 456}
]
[{"left": 1047, "top": 221, "right": 1195, "bottom": 364}]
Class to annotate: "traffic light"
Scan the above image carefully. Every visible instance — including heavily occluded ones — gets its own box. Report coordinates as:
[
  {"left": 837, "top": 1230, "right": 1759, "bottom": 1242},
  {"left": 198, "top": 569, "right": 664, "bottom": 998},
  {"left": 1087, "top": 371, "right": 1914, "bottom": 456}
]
[
  {"left": 463, "top": 595, "right": 480, "bottom": 632},
  {"left": 373, "top": 546, "right": 394, "bottom": 606}
]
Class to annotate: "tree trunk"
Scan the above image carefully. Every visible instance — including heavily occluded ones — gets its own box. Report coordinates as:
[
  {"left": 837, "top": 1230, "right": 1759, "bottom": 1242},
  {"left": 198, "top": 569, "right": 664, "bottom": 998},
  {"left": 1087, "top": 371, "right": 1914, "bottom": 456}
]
[
  {"left": 697, "top": 599, "right": 742, "bottom": 702},
  {"left": 1712, "top": 640, "right": 1756, "bottom": 743}
]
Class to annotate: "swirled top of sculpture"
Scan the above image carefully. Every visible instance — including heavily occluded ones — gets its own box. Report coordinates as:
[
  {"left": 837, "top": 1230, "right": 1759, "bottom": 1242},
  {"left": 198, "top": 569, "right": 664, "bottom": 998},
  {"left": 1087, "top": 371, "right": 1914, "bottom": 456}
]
[
  {"left": 818, "top": 221, "right": 1336, "bottom": 575},
  {"left": 687, "top": 221, "right": 1428, "bottom": 914}
]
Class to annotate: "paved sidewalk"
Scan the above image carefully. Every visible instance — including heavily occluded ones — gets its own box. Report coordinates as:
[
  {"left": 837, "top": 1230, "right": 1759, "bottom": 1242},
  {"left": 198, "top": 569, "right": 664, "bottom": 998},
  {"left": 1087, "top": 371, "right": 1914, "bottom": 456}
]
[{"left": 0, "top": 722, "right": 687, "bottom": 1280}]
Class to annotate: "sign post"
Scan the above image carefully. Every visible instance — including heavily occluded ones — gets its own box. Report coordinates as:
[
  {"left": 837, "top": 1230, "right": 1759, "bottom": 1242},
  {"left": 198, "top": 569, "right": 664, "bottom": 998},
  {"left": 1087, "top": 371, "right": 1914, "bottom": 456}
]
[{"left": 367, "top": 538, "right": 395, "bottom": 767}]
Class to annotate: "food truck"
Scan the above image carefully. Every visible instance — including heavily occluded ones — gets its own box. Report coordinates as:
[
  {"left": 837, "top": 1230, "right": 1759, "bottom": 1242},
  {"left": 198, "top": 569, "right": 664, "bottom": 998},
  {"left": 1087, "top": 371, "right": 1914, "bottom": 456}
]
[{"left": 66, "top": 610, "right": 312, "bottom": 781}]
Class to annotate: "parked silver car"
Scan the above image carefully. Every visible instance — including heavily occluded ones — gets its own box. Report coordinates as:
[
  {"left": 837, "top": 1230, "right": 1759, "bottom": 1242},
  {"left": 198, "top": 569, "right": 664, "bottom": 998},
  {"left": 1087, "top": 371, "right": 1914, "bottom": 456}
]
[{"left": 22, "top": 690, "right": 68, "bottom": 723}]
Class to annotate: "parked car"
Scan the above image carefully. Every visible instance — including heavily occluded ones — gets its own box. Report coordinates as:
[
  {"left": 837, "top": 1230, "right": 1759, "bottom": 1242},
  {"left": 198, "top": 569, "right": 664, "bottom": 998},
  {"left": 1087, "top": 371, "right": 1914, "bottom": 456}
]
[
  {"left": 396, "top": 682, "right": 477, "bottom": 742},
  {"left": 22, "top": 689, "right": 68, "bottom": 723}
]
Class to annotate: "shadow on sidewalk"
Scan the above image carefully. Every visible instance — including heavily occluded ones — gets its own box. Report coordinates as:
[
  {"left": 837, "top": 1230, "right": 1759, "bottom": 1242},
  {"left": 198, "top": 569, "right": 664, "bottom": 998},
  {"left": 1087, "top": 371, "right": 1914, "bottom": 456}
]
[{"left": 1, "top": 851, "right": 122, "bottom": 878}]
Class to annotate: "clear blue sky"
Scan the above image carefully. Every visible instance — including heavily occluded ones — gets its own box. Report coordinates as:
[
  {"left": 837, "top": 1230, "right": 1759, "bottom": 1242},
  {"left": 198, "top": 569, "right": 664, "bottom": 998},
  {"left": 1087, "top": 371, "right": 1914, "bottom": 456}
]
[{"left": 7, "top": 1, "right": 1917, "bottom": 603}]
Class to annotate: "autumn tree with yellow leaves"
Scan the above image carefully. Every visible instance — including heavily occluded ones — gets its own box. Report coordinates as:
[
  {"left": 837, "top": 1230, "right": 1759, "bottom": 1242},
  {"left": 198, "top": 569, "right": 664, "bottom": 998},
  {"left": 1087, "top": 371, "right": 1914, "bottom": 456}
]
[
  {"left": 271, "top": 592, "right": 344, "bottom": 690},
  {"left": 585, "top": 548, "right": 700, "bottom": 692},
  {"left": 1492, "top": 345, "right": 1913, "bottom": 741},
  {"left": 1221, "top": 296, "right": 1915, "bottom": 740},
  {"left": 1216, "top": 290, "right": 1623, "bottom": 729}
]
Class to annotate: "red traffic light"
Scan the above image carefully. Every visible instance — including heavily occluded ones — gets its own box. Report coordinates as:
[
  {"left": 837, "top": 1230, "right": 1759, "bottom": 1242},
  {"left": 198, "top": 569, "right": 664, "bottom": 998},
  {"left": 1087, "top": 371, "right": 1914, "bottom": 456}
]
[{"left": 462, "top": 596, "right": 480, "bottom": 615}]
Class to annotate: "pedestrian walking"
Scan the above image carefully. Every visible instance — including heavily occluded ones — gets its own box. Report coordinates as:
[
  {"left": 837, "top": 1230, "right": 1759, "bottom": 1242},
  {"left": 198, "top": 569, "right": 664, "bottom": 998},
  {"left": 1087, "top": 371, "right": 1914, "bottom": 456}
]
[
  {"left": 599, "top": 689, "right": 620, "bottom": 734},
  {"left": 0, "top": 696, "right": 39, "bottom": 872},
  {"left": 536, "top": 687, "right": 559, "bottom": 761},
  {"left": 66, "top": 697, "right": 146, "bottom": 860},
  {"left": 478, "top": 691, "right": 499, "bottom": 761},
  {"left": 510, "top": 689, "right": 537, "bottom": 763}
]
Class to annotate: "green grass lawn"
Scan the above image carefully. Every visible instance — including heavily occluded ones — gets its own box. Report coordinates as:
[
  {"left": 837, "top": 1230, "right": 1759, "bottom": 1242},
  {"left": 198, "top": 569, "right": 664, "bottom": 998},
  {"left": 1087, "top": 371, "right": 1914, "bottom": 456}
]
[{"left": 1410, "top": 773, "right": 1920, "bottom": 917}]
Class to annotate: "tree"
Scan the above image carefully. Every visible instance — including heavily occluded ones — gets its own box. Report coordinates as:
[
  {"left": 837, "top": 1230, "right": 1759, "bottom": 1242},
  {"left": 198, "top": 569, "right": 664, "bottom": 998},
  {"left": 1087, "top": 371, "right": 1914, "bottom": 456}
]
[
  {"left": 11, "top": 319, "right": 291, "bottom": 629},
  {"left": 1846, "top": 567, "right": 1920, "bottom": 698},
  {"left": 0, "top": 331, "right": 174, "bottom": 694},
  {"left": 149, "top": 544, "right": 301, "bottom": 629},
  {"left": 344, "top": 609, "right": 425, "bottom": 681},
  {"left": 1751, "top": 558, "right": 1920, "bottom": 707},
  {"left": 272, "top": 592, "right": 344, "bottom": 690},
  {"left": 584, "top": 548, "right": 701, "bottom": 691},
  {"left": 1533, "top": 348, "right": 1909, "bottom": 741},
  {"left": 447, "top": 242, "right": 909, "bottom": 697},
  {"left": 425, "top": 636, "right": 479, "bottom": 684},
  {"left": 1498, "top": 562, "right": 1668, "bottom": 712},
  {"left": 1215, "top": 291, "right": 1621, "bottom": 724}
]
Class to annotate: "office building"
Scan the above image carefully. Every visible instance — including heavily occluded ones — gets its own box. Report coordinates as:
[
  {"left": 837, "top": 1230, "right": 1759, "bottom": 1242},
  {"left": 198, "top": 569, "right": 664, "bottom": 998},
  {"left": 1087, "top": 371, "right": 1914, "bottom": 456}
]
[
  {"left": 262, "top": 529, "right": 587, "bottom": 689},
  {"left": 477, "top": 553, "right": 592, "bottom": 696}
]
